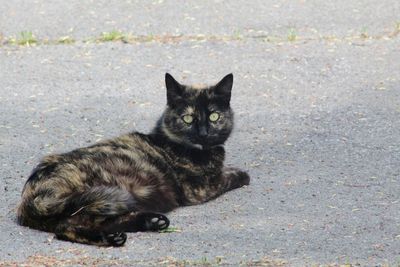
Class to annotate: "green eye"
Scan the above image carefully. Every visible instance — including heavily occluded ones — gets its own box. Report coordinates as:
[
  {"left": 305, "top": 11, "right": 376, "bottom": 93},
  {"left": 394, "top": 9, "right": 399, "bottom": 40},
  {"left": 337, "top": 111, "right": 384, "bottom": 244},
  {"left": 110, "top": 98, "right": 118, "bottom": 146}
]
[
  {"left": 182, "top": 115, "right": 194, "bottom": 124},
  {"left": 209, "top": 112, "right": 220, "bottom": 122}
]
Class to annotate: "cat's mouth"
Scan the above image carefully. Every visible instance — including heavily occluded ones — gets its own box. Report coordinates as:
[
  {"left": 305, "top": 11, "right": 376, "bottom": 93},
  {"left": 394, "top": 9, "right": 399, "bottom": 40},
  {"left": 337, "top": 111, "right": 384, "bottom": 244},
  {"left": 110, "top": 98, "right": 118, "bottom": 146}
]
[{"left": 193, "top": 138, "right": 222, "bottom": 149}]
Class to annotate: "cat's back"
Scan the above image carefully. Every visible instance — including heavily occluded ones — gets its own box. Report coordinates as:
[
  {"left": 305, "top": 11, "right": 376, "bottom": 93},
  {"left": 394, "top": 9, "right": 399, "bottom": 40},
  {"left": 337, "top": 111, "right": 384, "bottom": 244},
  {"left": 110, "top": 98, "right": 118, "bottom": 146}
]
[{"left": 23, "top": 132, "right": 169, "bottom": 192}]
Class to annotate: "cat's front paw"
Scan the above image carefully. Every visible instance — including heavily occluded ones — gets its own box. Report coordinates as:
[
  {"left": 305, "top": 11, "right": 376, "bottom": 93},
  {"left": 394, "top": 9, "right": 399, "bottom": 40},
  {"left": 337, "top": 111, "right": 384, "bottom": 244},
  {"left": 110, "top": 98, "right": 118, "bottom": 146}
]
[
  {"left": 223, "top": 167, "right": 250, "bottom": 189},
  {"left": 235, "top": 170, "right": 250, "bottom": 187}
]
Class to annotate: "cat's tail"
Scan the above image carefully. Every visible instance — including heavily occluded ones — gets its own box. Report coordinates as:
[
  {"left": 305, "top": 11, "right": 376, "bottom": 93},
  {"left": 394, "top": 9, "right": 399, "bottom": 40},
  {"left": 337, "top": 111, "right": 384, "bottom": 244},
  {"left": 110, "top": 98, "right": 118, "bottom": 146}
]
[
  {"left": 64, "top": 185, "right": 137, "bottom": 216},
  {"left": 18, "top": 184, "right": 136, "bottom": 223},
  {"left": 17, "top": 178, "right": 137, "bottom": 246}
]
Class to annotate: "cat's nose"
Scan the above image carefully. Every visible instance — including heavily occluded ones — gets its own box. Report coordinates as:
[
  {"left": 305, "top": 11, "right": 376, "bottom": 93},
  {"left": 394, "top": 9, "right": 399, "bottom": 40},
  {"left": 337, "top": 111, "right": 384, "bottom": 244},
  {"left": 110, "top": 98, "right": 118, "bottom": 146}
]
[{"left": 198, "top": 126, "right": 208, "bottom": 137}]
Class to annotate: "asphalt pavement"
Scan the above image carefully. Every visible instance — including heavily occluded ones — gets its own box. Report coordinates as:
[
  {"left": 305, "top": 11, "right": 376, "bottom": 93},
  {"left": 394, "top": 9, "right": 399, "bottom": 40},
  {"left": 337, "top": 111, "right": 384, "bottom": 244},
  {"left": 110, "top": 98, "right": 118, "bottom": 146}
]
[{"left": 0, "top": 1, "right": 399, "bottom": 266}]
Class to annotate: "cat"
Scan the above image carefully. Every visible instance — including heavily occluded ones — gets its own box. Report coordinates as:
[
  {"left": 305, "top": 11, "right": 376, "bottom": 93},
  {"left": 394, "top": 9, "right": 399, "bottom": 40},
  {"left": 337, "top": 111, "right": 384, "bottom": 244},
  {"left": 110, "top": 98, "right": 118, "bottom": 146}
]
[{"left": 17, "top": 73, "right": 250, "bottom": 246}]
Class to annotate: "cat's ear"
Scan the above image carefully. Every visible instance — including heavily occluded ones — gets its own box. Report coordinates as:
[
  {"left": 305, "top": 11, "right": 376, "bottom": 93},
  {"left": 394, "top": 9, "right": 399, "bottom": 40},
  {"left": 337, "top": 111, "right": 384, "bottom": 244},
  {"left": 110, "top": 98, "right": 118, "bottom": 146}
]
[
  {"left": 165, "top": 73, "right": 183, "bottom": 106},
  {"left": 214, "top": 73, "right": 233, "bottom": 104}
]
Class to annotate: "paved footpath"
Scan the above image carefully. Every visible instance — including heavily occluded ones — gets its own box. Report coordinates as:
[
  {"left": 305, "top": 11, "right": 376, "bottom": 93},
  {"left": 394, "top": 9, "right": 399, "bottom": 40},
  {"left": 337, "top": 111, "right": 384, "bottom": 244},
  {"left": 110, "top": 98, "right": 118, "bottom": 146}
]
[{"left": 0, "top": 1, "right": 399, "bottom": 266}]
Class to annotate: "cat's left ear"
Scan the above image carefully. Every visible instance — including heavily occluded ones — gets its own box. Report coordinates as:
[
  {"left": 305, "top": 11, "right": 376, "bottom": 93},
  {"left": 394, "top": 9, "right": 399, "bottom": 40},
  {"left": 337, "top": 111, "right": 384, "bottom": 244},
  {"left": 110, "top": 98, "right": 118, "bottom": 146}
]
[
  {"left": 214, "top": 73, "right": 233, "bottom": 104},
  {"left": 165, "top": 73, "right": 184, "bottom": 106}
]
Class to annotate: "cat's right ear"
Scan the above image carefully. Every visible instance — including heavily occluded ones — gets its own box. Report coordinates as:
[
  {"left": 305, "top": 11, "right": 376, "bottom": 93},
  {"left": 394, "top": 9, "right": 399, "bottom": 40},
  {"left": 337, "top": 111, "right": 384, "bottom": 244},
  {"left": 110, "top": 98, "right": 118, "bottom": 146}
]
[{"left": 165, "top": 73, "right": 183, "bottom": 106}]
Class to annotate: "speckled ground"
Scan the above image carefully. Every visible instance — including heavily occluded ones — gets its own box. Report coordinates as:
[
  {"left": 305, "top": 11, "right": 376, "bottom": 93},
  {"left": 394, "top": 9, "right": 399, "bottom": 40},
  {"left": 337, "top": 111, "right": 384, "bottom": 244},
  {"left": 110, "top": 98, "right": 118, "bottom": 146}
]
[{"left": 0, "top": 1, "right": 399, "bottom": 266}]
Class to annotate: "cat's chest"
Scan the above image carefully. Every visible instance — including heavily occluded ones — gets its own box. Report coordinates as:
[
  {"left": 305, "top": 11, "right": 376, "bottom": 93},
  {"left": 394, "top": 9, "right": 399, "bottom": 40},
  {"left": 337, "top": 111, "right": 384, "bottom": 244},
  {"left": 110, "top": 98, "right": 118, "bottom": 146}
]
[{"left": 168, "top": 147, "right": 224, "bottom": 175}]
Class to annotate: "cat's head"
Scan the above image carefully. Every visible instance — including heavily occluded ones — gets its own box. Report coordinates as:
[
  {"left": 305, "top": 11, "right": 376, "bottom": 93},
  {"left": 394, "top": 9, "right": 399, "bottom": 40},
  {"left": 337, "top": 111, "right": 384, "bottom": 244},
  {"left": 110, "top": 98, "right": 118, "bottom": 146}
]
[{"left": 160, "top": 73, "right": 234, "bottom": 149}]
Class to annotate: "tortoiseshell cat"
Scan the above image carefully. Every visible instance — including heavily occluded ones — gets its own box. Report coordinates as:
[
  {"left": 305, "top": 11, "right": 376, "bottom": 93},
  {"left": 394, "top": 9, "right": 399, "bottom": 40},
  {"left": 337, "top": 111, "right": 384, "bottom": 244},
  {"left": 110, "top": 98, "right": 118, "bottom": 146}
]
[{"left": 17, "top": 73, "right": 250, "bottom": 246}]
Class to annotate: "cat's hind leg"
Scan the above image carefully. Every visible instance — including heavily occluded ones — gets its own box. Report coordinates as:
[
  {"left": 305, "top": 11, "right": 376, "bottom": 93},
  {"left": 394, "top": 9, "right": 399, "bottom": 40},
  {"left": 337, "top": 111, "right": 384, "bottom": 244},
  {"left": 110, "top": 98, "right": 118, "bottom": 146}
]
[
  {"left": 54, "top": 212, "right": 169, "bottom": 246},
  {"left": 103, "top": 211, "right": 170, "bottom": 233},
  {"left": 55, "top": 225, "right": 127, "bottom": 247},
  {"left": 54, "top": 214, "right": 127, "bottom": 246},
  {"left": 129, "top": 212, "right": 170, "bottom": 231}
]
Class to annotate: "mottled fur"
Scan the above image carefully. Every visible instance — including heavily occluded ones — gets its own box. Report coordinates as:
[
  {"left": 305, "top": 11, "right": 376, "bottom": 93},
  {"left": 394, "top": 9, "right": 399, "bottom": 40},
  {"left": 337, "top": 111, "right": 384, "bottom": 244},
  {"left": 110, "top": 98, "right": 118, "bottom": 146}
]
[{"left": 17, "top": 73, "right": 250, "bottom": 246}]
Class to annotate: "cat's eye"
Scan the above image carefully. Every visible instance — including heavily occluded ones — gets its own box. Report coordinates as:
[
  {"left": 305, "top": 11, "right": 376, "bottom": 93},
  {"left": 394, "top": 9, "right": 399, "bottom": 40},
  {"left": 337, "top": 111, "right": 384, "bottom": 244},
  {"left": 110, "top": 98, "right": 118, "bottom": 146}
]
[
  {"left": 182, "top": 115, "right": 194, "bottom": 124},
  {"left": 209, "top": 112, "right": 220, "bottom": 122}
]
